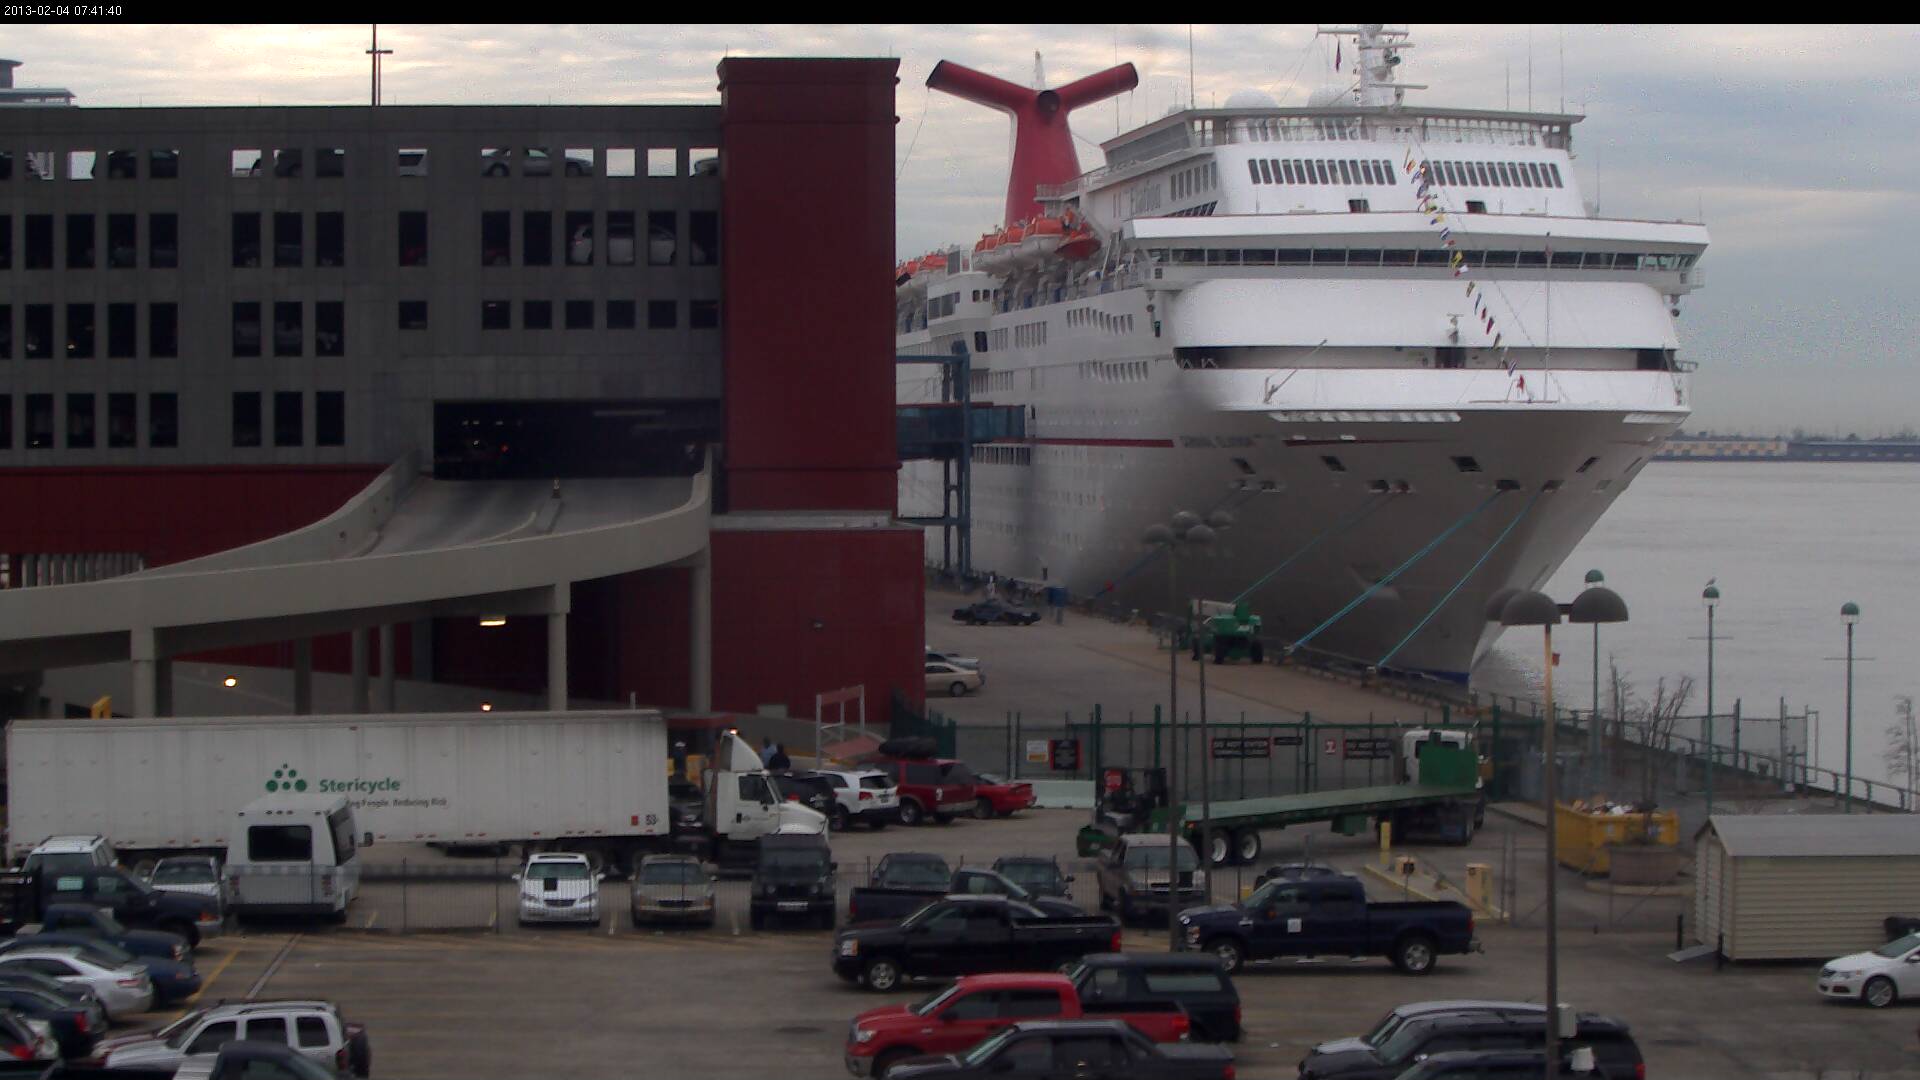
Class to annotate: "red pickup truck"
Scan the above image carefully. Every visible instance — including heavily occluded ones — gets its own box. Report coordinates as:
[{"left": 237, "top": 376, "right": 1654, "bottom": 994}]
[
  {"left": 844, "top": 972, "right": 1189, "bottom": 1077},
  {"left": 869, "top": 756, "right": 979, "bottom": 826}
]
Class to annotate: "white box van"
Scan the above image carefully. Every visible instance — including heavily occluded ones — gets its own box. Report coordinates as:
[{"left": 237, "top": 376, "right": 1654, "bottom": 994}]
[{"left": 223, "top": 793, "right": 363, "bottom": 918}]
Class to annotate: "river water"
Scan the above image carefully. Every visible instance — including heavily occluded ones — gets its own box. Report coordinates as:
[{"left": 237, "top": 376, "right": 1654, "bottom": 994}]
[{"left": 1472, "top": 461, "right": 1920, "bottom": 792}]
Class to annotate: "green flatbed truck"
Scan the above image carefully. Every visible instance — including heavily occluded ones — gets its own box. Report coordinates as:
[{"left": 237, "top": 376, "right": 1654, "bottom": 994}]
[{"left": 1078, "top": 733, "right": 1487, "bottom": 867}]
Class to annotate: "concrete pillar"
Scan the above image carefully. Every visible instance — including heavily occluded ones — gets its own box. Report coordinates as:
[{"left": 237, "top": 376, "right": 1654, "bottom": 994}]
[
  {"left": 547, "top": 584, "right": 570, "bottom": 712},
  {"left": 690, "top": 553, "right": 712, "bottom": 712},
  {"left": 377, "top": 624, "right": 396, "bottom": 712},
  {"left": 155, "top": 659, "right": 173, "bottom": 718},
  {"left": 130, "top": 627, "right": 158, "bottom": 718},
  {"left": 293, "top": 639, "right": 313, "bottom": 715},
  {"left": 350, "top": 629, "right": 370, "bottom": 714}
]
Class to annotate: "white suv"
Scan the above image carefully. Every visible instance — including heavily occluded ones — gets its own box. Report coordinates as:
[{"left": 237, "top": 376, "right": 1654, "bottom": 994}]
[
  {"left": 99, "top": 999, "right": 370, "bottom": 1077},
  {"left": 22, "top": 836, "right": 117, "bottom": 876},
  {"left": 812, "top": 769, "right": 899, "bottom": 832},
  {"left": 515, "top": 853, "right": 603, "bottom": 927}
]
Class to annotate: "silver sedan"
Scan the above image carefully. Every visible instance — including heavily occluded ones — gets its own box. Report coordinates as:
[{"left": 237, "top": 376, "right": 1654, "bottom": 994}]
[{"left": 0, "top": 947, "right": 153, "bottom": 1019}]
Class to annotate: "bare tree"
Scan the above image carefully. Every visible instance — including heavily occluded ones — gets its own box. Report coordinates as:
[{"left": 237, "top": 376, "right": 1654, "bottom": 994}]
[
  {"left": 1634, "top": 673, "right": 1695, "bottom": 806},
  {"left": 1884, "top": 695, "right": 1918, "bottom": 791}
]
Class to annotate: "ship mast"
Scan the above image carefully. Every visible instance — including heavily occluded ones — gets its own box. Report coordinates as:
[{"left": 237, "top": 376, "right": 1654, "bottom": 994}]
[{"left": 1317, "top": 23, "right": 1425, "bottom": 107}]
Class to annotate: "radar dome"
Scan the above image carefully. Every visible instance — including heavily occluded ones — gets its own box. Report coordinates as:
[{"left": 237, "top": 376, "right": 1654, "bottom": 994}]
[
  {"left": 1224, "top": 88, "right": 1278, "bottom": 109},
  {"left": 1306, "top": 84, "right": 1352, "bottom": 108}
]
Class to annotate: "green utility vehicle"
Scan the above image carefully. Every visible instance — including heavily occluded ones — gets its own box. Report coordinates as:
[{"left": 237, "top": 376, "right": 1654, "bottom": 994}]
[{"left": 1193, "top": 600, "right": 1264, "bottom": 664}]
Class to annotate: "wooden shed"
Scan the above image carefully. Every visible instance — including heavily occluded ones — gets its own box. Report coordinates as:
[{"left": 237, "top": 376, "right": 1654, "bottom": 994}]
[{"left": 1696, "top": 814, "right": 1920, "bottom": 960}]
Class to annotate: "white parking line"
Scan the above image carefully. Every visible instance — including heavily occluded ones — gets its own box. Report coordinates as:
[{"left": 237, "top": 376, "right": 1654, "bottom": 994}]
[
  {"left": 362, "top": 910, "right": 378, "bottom": 930},
  {"left": 730, "top": 910, "right": 741, "bottom": 937}
]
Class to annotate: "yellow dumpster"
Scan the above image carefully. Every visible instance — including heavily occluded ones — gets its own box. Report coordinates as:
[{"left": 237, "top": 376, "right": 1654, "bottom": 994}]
[{"left": 1554, "top": 803, "right": 1678, "bottom": 875}]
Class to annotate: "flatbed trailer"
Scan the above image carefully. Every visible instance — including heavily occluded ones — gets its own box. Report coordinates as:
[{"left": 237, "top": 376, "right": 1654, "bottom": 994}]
[{"left": 1079, "top": 740, "right": 1486, "bottom": 867}]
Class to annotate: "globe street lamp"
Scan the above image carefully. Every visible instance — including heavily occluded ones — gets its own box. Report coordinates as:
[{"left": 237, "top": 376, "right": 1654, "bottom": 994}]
[
  {"left": 1496, "top": 582, "right": 1628, "bottom": 1080},
  {"left": 1702, "top": 583, "right": 1720, "bottom": 818},
  {"left": 1842, "top": 601, "right": 1860, "bottom": 813}
]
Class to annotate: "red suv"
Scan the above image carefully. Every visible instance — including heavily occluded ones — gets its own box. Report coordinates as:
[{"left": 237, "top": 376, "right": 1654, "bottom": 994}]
[{"left": 870, "top": 757, "right": 978, "bottom": 826}]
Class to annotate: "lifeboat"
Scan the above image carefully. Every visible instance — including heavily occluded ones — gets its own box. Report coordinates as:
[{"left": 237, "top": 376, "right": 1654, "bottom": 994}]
[
  {"left": 899, "top": 256, "right": 929, "bottom": 296},
  {"left": 977, "top": 229, "right": 1012, "bottom": 275},
  {"left": 1023, "top": 216, "right": 1064, "bottom": 261},
  {"left": 999, "top": 223, "right": 1035, "bottom": 270},
  {"left": 910, "top": 252, "right": 948, "bottom": 292},
  {"left": 894, "top": 260, "right": 915, "bottom": 295},
  {"left": 1057, "top": 223, "right": 1101, "bottom": 262}
]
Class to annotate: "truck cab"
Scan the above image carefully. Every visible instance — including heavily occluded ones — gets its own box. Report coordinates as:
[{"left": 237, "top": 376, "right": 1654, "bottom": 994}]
[
  {"left": 704, "top": 732, "right": 826, "bottom": 866},
  {"left": 223, "top": 794, "right": 362, "bottom": 919}
]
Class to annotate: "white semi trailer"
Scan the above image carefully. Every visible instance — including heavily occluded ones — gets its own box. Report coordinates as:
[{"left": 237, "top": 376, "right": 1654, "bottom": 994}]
[{"left": 6, "top": 710, "right": 821, "bottom": 875}]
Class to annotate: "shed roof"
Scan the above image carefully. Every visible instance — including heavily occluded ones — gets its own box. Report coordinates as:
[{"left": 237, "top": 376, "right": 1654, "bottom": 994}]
[{"left": 1706, "top": 814, "right": 1920, "bottom": 858}]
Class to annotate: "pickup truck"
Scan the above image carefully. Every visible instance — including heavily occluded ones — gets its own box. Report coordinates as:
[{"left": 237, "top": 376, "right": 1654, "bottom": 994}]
[
  {"left": 844, "top": 973, "right": 1190, "bottom": 1078},
  {"left": 883, "top": 1019, "right": 1234, "bottom": 1080},
  {"left": 0, "top": 867, "right": 221, "bottom": 947},
  {"left": 848, "top": 867, "right": 1083, "bottom": 924},
  {"left": 833, "top": 897, "right": 1121, "bottom": 993},
  {"left": 869, "top": 756, "right": 979, "bottom": 827},
  {"left": 1175, "top": 875, "right": 1478, "bottom": 975},
  {"left": 21, "top": 904, "right": 191, "bottom": 962}
]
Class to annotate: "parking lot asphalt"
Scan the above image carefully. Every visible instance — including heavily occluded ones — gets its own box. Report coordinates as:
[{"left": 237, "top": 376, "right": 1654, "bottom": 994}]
[{"left": 149, "top": 807, "right": 1920, "bottom": 1080}]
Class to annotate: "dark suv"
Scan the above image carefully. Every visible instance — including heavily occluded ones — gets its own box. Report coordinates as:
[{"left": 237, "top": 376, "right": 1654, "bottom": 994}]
[
  {"left": 1298, "top": 1002, "right": 1644, "bottom": 1080},
  {"left": 771, "top": 771, "right": 838, "bottom": 818}
]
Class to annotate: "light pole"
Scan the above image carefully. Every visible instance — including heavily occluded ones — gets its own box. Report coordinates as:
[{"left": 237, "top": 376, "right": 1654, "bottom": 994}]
[
  {"left": 1143, "top": 510, "right": 1224, "bottom": 945},
  {"left": 1842, "top": 601, "right": 1860, "bottom": 813},
  {"left": 1584, "top": 569, "right": 1604, "bottom": 790},
  {"left": 1702, "top": 583, "right": 1719, "bottom": 818},
  {"left": 1496, "top": 582, "right": 1628, "bottom": 1080}
]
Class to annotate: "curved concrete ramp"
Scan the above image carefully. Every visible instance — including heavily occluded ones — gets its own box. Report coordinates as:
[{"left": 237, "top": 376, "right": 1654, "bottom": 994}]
[{"left": 0, "top": 457, "right": 714, "bottom": 714}]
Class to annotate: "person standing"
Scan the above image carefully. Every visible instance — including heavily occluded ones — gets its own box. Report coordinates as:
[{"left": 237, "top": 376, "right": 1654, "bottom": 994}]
[
  {"left": 768, "top": 743, "right": 791, "bottom": 771},
  {"left": 759, "top": 736, "right": 776, "bottom": 766}
]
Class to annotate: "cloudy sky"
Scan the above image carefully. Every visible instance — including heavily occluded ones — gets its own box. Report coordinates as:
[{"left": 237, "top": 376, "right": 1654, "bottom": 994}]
[{"left": 7, "top": 23, "right": 1914, "bottom": 433}]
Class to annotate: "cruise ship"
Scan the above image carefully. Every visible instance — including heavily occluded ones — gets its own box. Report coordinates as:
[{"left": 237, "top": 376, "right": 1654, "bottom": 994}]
[{"left": 896, "top": 26, "right": 1707, "bottom": 682}]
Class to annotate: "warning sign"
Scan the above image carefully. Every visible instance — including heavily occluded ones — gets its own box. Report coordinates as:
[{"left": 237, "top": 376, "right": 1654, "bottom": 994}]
[
  {"left": 1324, "top": 738, "right": 1338, "bottom": 755},
  {"left": 1211, "top": 737, "right": 1270, "bottom": 759},
  {"left": 1343, "top": 737, "right": 1395, "bottom": 760},
  {"left": 1025, "top": 740, "right": 1050, "bottom": 765}
]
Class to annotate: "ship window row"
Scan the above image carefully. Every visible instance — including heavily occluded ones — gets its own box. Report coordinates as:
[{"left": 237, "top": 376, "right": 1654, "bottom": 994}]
[
  {"left": 1080, "top": 359, "right": 1148, "bottom": 384},
  {"left": 1170, "top": 162, "right": 1217, "bottom": 201},
  {"left": 477, "top": 209, "right": 717, "bottom": 268},
  {"left": 928, "top": 291, "right": 961, "bottom": 320},
  {"left": 0, "top": 213, "right": 180, "bottom": 270},
  {"left": 229, "top": 391, "right": 346, "bottom": 448},
  {"left": 0, "top": 145, "right": 719, "bottom": 182},
  {"left": 1066, "top": 308, "right": 1137, "bottom": 335},
  {"left": 970, "top": 445, "right": 1032, "bottom": 467},
  {"left": 1146, "top": 247, "right": 1697, "bottom": 271},
  {"left": 2, "top": 391, "right": 179, "bottom": 450},
  {"left": 0, "top": 302, "right": 178, "bottom": 360},
  {"left": 479, "top": 298, "right": 715, "bottom": 332},
  {"left": 1013, "top": 321, "right": 1048, "bottom": 349},
  {"left": 1246, "top": 157, "right": 1399, "bottom": 187},
  {"left": 969, "top": 370, "right": 1014, "bottom": 394},
  {"left": 1166, "top": 202, "right": 1217, "bottom": 217},
  {"left": 1421, "top": 158, "right": 1563, "bottom": 190}
]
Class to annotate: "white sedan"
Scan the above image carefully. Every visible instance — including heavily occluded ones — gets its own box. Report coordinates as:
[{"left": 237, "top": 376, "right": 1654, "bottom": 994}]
[
  {"left": 925, "top": 661, "right": 983, "bottom": 697},
  {"left": 1818, "top": 932, "right": 1920, "bottom": 1008},
  {"left": 516, "top": 852, "right": 603, "bottom": 927},
  {"left": 0, "top": 946, "right": 153, "bottom": 1019}
]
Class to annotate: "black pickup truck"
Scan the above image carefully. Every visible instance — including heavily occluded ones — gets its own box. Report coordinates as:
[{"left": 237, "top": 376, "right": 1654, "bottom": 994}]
[
  {"left": 848, "top": 866, "right": 1083, "bottom": 924},
  {"left": 833, "top": 896, "right": 1120, "bottom": 992},
  {"left": 0, "top": 867, "right": 219, "bottom": 946},
  {"left": 1174, "top": 875, "right": 1477, "bottom": 975}
]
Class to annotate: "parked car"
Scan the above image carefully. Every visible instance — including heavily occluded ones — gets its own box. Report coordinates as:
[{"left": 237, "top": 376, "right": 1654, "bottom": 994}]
[
  {"left": 1096, "top": 834, "right": 1208, "bottom": 926},
  {"left": 771, "top": 771, "right": 839, "bottom": 819},
  {"left": 1299, "top": 1001, "right": 1644, "bottom": 1080},
  {"left": 926, "top": 662, "right": 982, "bottom": 698},
  {"left": 813, "top": 768, "right": 900, "bottom": 832},
  {"left": 21, "top": 837, "right": 117, "bottom": 877},
  {"left": 832, "top": 896, "right": 1120, "bottom": 992},
  {"left": 0, "top": 935, "right": 196, "bottom": 1004},
  {"left": 0, "top": 981, "right": 106, "bottom": 1058},
  {"left": 925, "top": 648, "right": 980, "bottom": 671},
  {"left": 951, "top": 601, "right": 1041, "bottom": 626},
  {"left": 25, "top": 905, "right": 192, "bottom": 962},
  {"left": 1818, "top": 930, "right": 1920, "bottom": 1008},
  {"left": 991, "top": 857, "right": 1072, "bottom": 900},
  {"left": 145, "top": 856, "right": 228, "bottom": 910},
  {"left": 869, "top": 753, "right": 979, "bottom": 827},
  {"left": 88, "top": 999, "right": 370, "bottom": 1077},
  {"left": 844, "top": 973, "right": 1192, "bottom": 1078},
  {"left": 849, "top": 865, "right": 1082, "bottom": 925},
  {"left": 1065, "top": 952, "right": 1242, "bottom": 1043},
  {"left": 515, "top": 852, "right": 603, "bottom": 927},
  {"left": 1253, "top": 862, "right": 1345, "bottom": 886},
  {"left": 629, "top": 855, "right": 714, "bottom": 927},
  {"left": 0, "top": 1008, "right": 57, "bottom": 1064},
  {"left": 0, "top": 946, "right": 151, "bottom": 1020},
  {"left": 1176, "top": 874, "right": 1478, "bottom": 975},
  {"left": 1391, "top": 1048, "right": 1613, "bottom": 1080},
  {"left": 750, "top": 833, "right": 835, "bottom": 931},
  {"left": 871, "top": 853, "right": 951, "bottom": 891},
  {"left": 882, "top": 1019, "right": 1234, "bottom": 1080},
  {"left": 969, "top": 774, "right": 1034, "bottom": 819},
  {"left": 172, "top": 1039, "right": 354, "bottom": 1080},
  {"left": 0, "top": 862, "right": 222, "bottom": 945}
]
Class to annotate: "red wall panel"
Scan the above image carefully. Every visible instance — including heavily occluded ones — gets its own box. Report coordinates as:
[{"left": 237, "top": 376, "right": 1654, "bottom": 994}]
[{"left": 718, "top": 59, "right": 901, "bottom": 512}]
